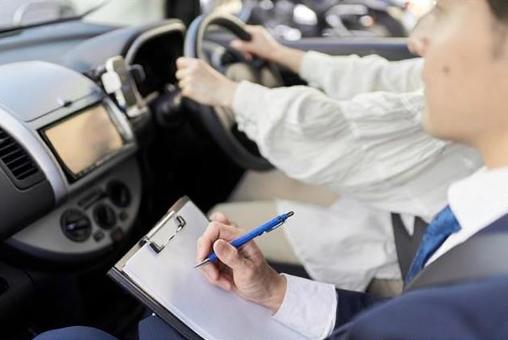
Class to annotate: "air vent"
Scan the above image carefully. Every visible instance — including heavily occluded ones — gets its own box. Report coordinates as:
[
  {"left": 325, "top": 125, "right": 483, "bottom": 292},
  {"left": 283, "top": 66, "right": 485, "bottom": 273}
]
[{"left": 0, "top": 127, "right": 44, "bottom": 189}]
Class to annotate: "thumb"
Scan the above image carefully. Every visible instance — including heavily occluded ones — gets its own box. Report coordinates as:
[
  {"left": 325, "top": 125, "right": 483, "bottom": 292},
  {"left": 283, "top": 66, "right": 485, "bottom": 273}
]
[
  {"left": 176, "top": 57, "right": 192, "bottom": 67},
  {"left": 230, "top": 39, "right": 248, "bottom": 51},
  {"left": 214, "top": 240, "right": 244, "bottom": 269},
  {"left": 230, "top": 40, "right": 253, "bottom": 60}
]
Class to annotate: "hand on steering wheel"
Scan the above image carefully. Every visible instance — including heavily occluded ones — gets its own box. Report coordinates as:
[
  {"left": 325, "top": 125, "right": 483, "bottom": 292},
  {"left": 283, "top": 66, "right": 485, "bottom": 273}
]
[
  {"left": 176, "top": 57, "right": 238, "bottom": 109},
  {"left": 179, "top": 13, "right": 284, "bottom": 171},
  {"left": 230, "top": 25, "right": 284, "bottom": 63}
]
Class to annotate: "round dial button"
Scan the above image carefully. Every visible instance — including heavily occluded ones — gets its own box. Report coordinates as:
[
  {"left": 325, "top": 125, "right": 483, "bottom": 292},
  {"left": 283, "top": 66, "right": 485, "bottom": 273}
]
[
  {"left": 93, "top": 204, "right": 117, "bottom": 230},
  {"left": 107, "top": 181, "right": 131, "bottom": 208},
  {"left": 61, "top": 210, "right": 92, "bottom": 242}
]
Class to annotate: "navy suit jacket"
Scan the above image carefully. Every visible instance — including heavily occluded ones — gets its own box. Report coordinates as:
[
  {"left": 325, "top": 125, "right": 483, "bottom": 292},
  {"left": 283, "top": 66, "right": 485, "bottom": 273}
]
[
  {"left": 328, "top": 214, "right": 508, "bottom": 339},
  {"left": 37, "top": 215, "right": 508, "bottom": 340}
]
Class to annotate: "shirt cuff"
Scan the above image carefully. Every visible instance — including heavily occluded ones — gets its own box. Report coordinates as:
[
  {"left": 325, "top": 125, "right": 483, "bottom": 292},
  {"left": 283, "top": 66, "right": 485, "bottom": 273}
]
[{"left": 273, "top": 274, "right": 337, "bottom": 339}]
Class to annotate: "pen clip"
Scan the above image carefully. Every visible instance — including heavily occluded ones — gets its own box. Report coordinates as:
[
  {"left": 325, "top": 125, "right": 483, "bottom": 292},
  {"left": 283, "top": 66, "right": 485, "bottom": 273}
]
[
  {"left": 266, "top": 212, "right": 294, "bottom": 233},
  {"left": 267, "top": 220, "right": 285, "bottom": 233}
]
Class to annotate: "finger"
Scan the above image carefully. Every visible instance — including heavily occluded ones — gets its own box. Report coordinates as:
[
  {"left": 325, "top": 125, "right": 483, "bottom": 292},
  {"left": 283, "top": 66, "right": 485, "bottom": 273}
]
[
  {"left": 237, "top": 241, "right": 261, "bottom": 259},
  {"left": 175, "top": 61, "right": 186, "bottom": 72},
  {"left": 244, "top": 52, "right": 253, "bottom": 61},
  {"left": 200, "top": 264, "right": 219, "bottom": 282},
  {"left": 231, "top": 41, "right": 255, "bottom": 61},
  {"left": 230, "top": 39, "right": 247, "bottom": 50},
  {"left": 221, "top": 270, "right": 234, "bottom": 283},
  {"left": 239, "top": 50, "right": 254, "bottom": 61},
  {"left": 175, "top": 68, "right": 190, "bottom": 80},
  {"left": 178, "top": 78, "right": 190, "bottom": 89},
  {"left": 199, "top": 264, "right": 219, "bottom": 283},
  {"left": 209, "top": 211, "right": 231, "bottom": 224},
  {"left": 178, "top": 79, "right": 192, "bottom": 94},
  {"left": 196, "top": 222, "right": 240, "bottom": 261},
  {"left": 200, "top": 262, "right": 233, "bottom": 291},
  {"left": 213, "top": 274, "right": 233, "bottom": 291},
  {"left": 244, "top": 25, "right": 259, "bottom": 34},
  {"left": 180, "top": 86, "right": 196, "bottom": 99},
  {"left": 176, "top": 57, "right": 194, "bottom": 67},
  {"left": 178, "top": 82, "right": 188, "bottom": 94},
  {"left": 180, "top": 87, "right": 192, "bottom": 98},
  {"left": 213, "top": 239, "right": 245, "bottom": 270}
]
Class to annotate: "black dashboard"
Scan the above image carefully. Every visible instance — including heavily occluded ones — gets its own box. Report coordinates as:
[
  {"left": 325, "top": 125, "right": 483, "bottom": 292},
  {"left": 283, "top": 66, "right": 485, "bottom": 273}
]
[{"left": 0, "top": 19, "right": 186, "bottom": 261}]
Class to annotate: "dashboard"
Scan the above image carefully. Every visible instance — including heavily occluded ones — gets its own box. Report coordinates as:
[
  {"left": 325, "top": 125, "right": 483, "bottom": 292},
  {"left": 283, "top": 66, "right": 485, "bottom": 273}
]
[{"left": 0, "top": 20, "right": 186, "bottom": 262}]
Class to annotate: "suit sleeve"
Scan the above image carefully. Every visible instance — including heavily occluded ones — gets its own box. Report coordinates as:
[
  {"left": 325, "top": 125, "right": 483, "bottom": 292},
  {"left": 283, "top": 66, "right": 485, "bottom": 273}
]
[
  {"left": 330, "top": 277, "right": 508, "bottom": 339},
  {"left": 333, "top": 289, "right": 387, "bottom": 329}
]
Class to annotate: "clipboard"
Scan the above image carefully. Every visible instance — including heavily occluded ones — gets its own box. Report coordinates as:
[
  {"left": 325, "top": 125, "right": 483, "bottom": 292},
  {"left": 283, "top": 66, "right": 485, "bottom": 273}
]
[
  {"left": 108, "top": 196, "right": 202, "bottom": 340},
  {"left": 108, "top": 196, "right": 305, "bottom": 340}
]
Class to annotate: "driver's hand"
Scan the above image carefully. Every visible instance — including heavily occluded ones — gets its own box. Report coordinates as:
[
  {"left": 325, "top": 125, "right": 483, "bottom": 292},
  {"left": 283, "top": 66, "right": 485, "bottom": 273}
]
[
  {"left": 176, "top": 57, "right": 238, "bottom": 108},
  {"left": 196, "top": 220, "right": 287, "bottom": 313},
  {"left": 230, "top": 25, "right": 283, "bottom": 62}
]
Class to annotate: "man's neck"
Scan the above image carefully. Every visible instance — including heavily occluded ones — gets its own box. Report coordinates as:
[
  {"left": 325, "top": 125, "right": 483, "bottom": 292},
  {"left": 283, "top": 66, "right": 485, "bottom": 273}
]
[{"left": 477, "top": 133, "right": 508, "bottom": 169}]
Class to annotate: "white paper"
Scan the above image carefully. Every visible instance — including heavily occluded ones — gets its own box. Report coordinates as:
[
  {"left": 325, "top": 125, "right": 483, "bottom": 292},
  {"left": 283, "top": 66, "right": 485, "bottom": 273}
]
[{"left": 124, "top": 200, "right": 305, "bottom": 340}]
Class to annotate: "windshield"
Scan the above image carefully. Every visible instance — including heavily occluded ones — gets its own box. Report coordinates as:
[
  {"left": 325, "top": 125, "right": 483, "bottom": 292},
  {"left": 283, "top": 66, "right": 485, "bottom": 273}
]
[{"left": 0, "top": 0, "right": 109, "bottom": 31}]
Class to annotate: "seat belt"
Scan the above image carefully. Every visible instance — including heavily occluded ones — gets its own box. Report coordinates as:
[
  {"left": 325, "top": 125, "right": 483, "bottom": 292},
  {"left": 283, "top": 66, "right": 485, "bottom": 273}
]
[
  {"left": 391, "top": 214, "right": 427, "bottom": 279},
  {"left": 405, "top": 233, "right": 508, "bottom": 291}
]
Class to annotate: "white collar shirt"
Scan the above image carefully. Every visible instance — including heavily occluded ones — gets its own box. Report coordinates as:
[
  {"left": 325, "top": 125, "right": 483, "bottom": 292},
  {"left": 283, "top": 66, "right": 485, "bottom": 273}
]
[{"left": 274, "top": 166, "right": 508, "bottom": 339}]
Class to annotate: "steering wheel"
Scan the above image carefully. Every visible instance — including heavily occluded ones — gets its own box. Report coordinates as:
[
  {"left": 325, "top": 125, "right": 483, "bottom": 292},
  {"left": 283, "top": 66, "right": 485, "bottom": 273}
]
[{"left": 184, "top": 13, "right": 283, "bottom": 171}]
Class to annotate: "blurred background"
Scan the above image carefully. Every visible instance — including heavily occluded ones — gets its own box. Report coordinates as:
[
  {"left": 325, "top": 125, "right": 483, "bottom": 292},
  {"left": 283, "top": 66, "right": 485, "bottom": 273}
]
[{"left": 1, "top": 0, "right": 434, "bottom": 39}]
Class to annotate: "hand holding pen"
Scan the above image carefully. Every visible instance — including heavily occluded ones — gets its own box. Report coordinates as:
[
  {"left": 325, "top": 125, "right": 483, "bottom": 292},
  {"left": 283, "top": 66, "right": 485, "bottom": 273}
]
[
  {"left": 195, "top": 211, "right": 294, "bottom": 268},
  {"left": 195, "top": 211, "right": 295, "bottom": 313}
]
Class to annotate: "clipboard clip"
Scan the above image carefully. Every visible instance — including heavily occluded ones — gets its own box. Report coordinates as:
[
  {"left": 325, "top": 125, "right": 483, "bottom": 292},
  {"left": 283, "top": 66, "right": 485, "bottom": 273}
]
[{"left": 139, "top": 212, "right": 187, "bottom": 254}]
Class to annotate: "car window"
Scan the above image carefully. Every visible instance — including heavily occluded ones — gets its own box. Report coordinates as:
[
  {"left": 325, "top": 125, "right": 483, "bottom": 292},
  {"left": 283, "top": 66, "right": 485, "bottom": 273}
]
[
  {"left": 202, "top": 0, "right": 435, "bottom": 40},
  {"left": 0, "top": 0, "right": 165, "bottom": 30},
  {"left": 82, "top": 0, "right": 165, "bottom": 26}
]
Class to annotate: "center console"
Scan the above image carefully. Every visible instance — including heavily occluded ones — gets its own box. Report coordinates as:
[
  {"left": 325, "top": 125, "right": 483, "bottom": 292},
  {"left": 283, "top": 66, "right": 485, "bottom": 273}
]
[{"left": 0, "top": 60, "right": 143, "bottom": 261}]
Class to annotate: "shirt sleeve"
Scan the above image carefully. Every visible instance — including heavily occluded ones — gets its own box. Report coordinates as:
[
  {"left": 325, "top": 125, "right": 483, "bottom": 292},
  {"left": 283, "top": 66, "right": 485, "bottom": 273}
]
[
  {"left": 299, "top": 51, "right": 423, "bottom": 99},
  {"left": 273, "top": 274, "right": 337, "bottom": 339},
  {"left": 233, "top": 81, "right": 453, "bottom": 208}
]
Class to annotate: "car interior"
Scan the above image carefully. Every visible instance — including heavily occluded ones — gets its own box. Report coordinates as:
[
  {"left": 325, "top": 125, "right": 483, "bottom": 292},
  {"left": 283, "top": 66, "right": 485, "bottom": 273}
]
[{"left": 0, "top": 0, "right": 416, "bottom": 338}]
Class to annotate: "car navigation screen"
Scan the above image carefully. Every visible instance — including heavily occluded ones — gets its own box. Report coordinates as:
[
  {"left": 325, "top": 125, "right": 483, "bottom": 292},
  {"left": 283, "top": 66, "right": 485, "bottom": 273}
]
[{"left": 43, "top": 104, "right": 125, "bottom": 178}]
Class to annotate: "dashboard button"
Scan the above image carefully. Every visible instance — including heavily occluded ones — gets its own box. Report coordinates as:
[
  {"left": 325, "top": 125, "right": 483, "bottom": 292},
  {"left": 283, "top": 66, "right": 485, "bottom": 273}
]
[
  {"left": 93, "top": 230, "right": 105, "bottom": 242},
  {"left": 107, "top": 181, "right": 131, "bottom": 208},
  {"left": 61, "top": 210, "right": 92, "bottom": 242},
  {"left": 110, "top": 227, "right": 125, "bottom": 243},
  {"left": 119, "top": 211, "right": 128, "bottom": 222},
  {"left": 93, "top": 204, "right": 117, "bottom": 230}
]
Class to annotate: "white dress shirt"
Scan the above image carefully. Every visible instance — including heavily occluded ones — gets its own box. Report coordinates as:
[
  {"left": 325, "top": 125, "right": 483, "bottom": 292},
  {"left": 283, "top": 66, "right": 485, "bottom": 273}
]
[
  {"left": 231, "top": 51, "right": 482, "bottom": 291},
  {"left": 275, "top": 198, "right": 401, "bottom": 292},
  {"left": 233, "top": 51, "right": 481, "bottom": 217},
  {"left": 272, "top": 166, "right": 508, "bottom": 339}
]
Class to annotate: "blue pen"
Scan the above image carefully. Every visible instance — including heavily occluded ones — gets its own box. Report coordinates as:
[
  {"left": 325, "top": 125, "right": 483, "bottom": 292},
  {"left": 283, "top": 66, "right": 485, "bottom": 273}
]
[{"left": 194, "top": 211, "right": 295, "bottom": 268}]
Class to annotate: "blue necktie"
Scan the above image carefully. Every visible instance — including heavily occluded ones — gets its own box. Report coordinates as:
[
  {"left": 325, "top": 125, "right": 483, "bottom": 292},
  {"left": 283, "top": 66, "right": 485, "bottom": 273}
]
[{"left": 405, "top": 206, "right": 461, "bottom": 284}]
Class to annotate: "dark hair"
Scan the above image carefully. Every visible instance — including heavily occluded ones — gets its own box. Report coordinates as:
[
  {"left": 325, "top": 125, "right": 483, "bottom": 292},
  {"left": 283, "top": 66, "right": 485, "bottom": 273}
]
[{"left": 488, "top": 0, "right": 508, "bottom": 23}]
